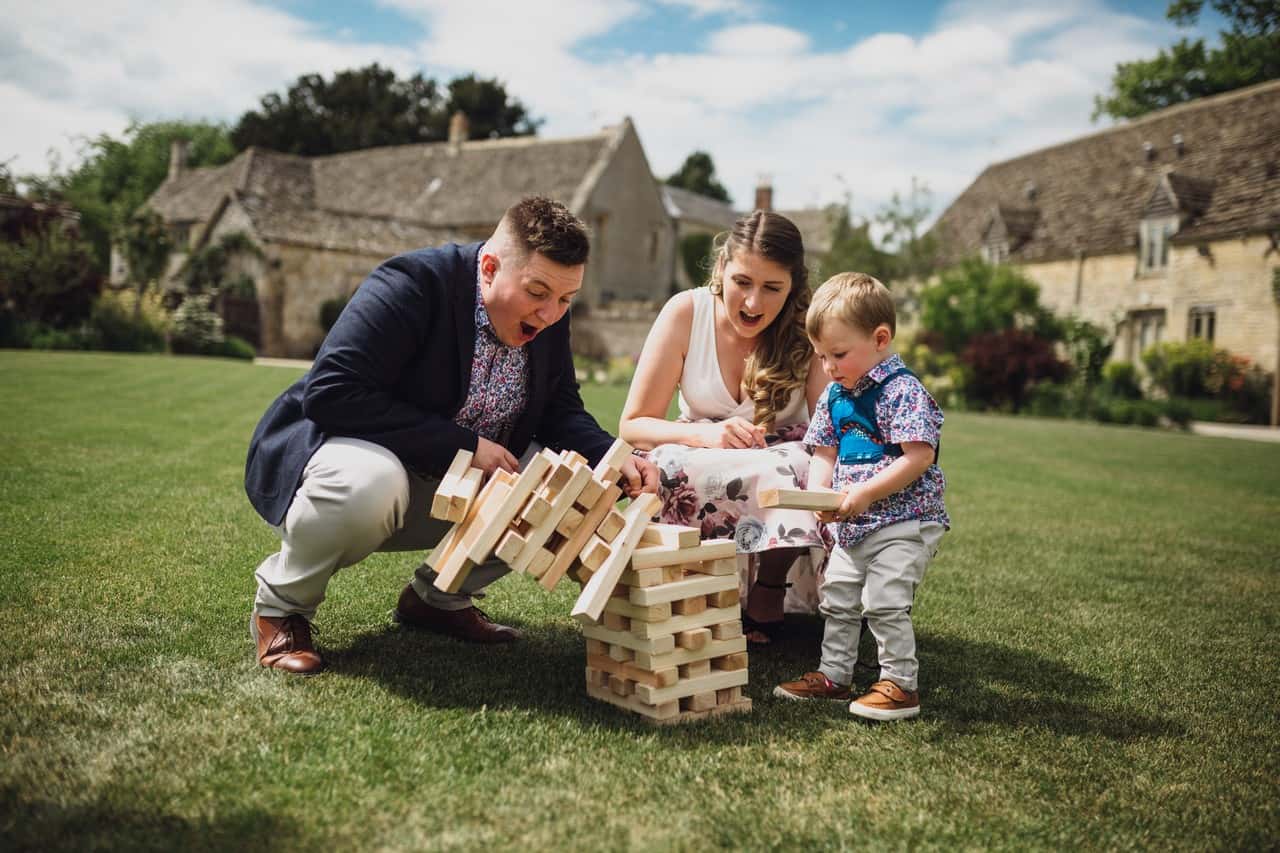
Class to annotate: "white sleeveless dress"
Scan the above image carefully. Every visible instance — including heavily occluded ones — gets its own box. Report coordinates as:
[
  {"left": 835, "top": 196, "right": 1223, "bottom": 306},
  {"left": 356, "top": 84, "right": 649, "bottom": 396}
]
[{"left": 646, "top": 287, "right": 826, "bottom": 614}]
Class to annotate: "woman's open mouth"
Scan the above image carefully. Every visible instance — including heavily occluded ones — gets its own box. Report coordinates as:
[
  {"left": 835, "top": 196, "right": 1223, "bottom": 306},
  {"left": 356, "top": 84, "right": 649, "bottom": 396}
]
[{"left": 739, "top": 310, "right": 764, "bottom": 327}]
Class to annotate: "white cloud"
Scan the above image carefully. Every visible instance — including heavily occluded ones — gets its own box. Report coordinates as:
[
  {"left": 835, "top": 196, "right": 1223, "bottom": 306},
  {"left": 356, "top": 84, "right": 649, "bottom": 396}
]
[{"left": 1, "top": 0, "right": 1176, "bottom": 228}]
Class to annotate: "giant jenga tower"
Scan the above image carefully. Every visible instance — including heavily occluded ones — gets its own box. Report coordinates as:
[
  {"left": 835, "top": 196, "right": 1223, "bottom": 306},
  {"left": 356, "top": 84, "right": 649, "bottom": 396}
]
[{"left": 426, "top": 440, "right": 751, "bottom": 724}]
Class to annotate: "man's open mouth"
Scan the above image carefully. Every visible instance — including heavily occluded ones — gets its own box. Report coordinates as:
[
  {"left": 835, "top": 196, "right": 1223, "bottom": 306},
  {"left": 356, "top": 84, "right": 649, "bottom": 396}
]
[{"left": 519, "top": 321, "right": 539, "bottom": 339}]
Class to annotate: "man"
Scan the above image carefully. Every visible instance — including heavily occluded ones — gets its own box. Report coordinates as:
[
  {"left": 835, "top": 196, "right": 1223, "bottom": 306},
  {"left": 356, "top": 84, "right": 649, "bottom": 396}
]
[{"left": 244, "top": 196, "right": 659, "bottom": 674}]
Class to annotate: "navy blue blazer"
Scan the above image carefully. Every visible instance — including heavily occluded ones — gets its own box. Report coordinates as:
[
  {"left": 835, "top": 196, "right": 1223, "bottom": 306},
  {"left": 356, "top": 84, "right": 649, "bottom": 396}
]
[{"left": 245, "top": 241, "right": 615, "bottom": 526}]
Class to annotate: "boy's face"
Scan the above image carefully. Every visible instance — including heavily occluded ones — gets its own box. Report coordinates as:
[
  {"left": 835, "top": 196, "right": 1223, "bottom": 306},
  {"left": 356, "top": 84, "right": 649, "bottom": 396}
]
[
  {"left": 480, "top": 249, "right": 583, "bottom": 346},
  {"left": 812, "top": 318, "right": 892, "bottom": 389}
]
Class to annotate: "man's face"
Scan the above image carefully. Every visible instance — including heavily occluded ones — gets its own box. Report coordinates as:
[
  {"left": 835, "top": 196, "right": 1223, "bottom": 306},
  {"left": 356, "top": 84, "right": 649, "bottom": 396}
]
[{"left": 480, "top": 249, "right": 584, "bottom": 346}]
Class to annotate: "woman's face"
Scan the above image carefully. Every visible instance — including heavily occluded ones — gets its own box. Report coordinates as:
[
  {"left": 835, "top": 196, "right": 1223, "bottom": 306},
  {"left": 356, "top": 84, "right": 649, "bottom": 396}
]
[{"left": 718, "top": 250, "right": 793, "bottom": 340}]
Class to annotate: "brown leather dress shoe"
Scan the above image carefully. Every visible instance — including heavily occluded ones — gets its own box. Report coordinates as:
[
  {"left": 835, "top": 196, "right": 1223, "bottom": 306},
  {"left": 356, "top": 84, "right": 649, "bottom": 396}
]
[
  {"left": 393, "top": 584, "right": 522, "bottom": 643},
  {"left": 252, "top": 613, "right": 324, "bottom": 674}
]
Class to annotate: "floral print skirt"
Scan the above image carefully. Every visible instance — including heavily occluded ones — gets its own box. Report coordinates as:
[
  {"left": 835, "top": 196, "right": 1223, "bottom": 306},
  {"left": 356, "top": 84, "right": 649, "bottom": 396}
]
[{"left": 644, "top": 431, "right": 829, "bottom": 615}]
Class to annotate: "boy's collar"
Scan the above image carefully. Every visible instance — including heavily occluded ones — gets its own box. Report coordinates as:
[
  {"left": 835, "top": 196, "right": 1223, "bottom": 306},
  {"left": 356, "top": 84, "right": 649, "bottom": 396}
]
[{"left": 835, "top": 353, "right": 902, "bottom": 396}]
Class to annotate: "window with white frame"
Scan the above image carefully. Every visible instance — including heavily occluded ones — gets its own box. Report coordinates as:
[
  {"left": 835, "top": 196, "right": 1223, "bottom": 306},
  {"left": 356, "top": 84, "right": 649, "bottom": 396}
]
[
  {"left": 1188, "top": 306, "right": 1216, "bottom": 342},
  {"left": 1125, "top": 308, "right": 1166, "bottom": 360},
  {"left": 1139, "top": 216, "right": 1177, "bottom": 274}
]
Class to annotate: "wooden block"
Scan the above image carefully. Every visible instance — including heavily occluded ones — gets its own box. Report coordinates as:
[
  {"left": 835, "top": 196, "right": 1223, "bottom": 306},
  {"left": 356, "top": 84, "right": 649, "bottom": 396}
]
[
  {"left": 662, "top": 566, "right": 683, "bottom": 583},
  {"left": 577, "top": 477, "right": 606, "bottom": 509},
  {"left": 561, "top": 449, "right": 589, "bottom": 467},
  {"left": 602, "top": 611, "right": 630, "bottom": 632},
  {"left": 580, "top": 536, "right": 611, "bottom": 571},
  {"left": 494, "top": 530, "right": 527, "bottom": 565},
  {"left": 572, "top": 493, "right": 661, "bottom": 624},
  {"left": 585, "top": 679, "right": 679, "bottom": 721},
  {"left": 544, "top": 461, "right": 573, "bottom": 494},
  {"left": 580, "top": 623, "right": 676, "bottom": 656},
  {"left": 603, "top": 598, "right": 672, "bottom": 623},
  {"left": 593, "top": 438, "right": 633, "bottom": 479},
  {"left": 519, "top": 494, "right": 552, "bottom": 526},
  {"left": 429, "top": 449, "right": 475, "bottom": 520},
  {"left": 684, "top": 692, "right": 718, "bottom": 713},
  {"left": 449, "top": 467, "right": 483, "bottom": 519},
  {"left": 608, "top": 643, "right": 634, "bottom": 663},
  {"left": 711, "top": 620, "right": 743, "bottom": 641},
  {"left": 679, "top": 659, "right": 712, "bottom": 679},
  {"left": 429, "top": 475, "right": 513, "bottom": 591},
  {"left": 586, "top": 654, "right": 678, "bottom": 689},
  {"left": 757, "top": 487, "right": 844, "bottom": 511},
  {"left": 629, "top": 572, "right": 738, "bottom": 606},
  {"left": 707, "top": 589, "right": 740, "bottom": 608},
  {"left": 620, "top": 567, "right": 664, "bottom": 587},
  {"left": 713, "top": 652, "right": 748, "bottom": 671},
  {"left": 633, "top": 636, "right": 747, "bottom": 671},
  {"left": 629, "top": 605, "right": 741, "bottom": 640},
  {"left": 511, "top": 462, "right": 592, "bottom": 573},
  {"left": 684, "top": 557, "right": 738, "bottom": 576},
  {"left": 597, "top": 509, "right": 626, "bottom": 542},
  {"left": 596, "top": 466, "right": 622, "bottom": 486},
  {"left": 586, "top": 667, "right": 610, "bottom": 689},
  {"left": 540, "top": 484, "right": 621, "bottom": 591},
  {"left": 527, "top": 548, "right": 554, "bottom": 577},
  {"left": 572, "top": 564, "right": 593, "bottom": 585},
  {"left": 676, "top": 628, "right": 711, "bottom": 651},
  {"left": 717, "top": 686, "right": 743, "bottom": 705},
  {"left": 672, "top": 595, "right": 708, "bottom": 617},
  {"left": 631, "top": 539, "right": 736, "bottom": 570},
  {"left": 585, "top": 638, "right": 608, "bottom": 656},
  {"left": 608, "top": 675, "right": 634, "bottom": 697},
  {"left": 461, "top": 454, "right": 552, "bottom": 565},
  {"left": 666, "top": 697, "right": 752, "bottom": 724},
  {"left": 635, "top": 667, "right": 748, "bottom": 705},
  {"left": 639, "top": 523, "right": 702, "bottom": 549},
  {"left": 555, "top": 506, "right": 584, "bottom": 537}
]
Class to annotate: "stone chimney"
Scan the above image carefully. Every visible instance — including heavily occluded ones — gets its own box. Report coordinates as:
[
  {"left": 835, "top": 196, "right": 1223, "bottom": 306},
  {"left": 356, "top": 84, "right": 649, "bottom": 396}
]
[
  {"left": 754, "top": 176, "right": 773, "bottom": 212},
  {"left": 168, "top": 139, "right": 190, "bottom": 182},
  {"left": 448, "top": 111, "right": 469, "bottom": 151}
]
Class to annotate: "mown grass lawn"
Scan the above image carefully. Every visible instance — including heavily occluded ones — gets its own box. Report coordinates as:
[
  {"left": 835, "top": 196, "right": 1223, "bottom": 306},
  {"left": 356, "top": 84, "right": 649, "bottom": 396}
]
[{"left": 1, "top": 350, "right": 1277, "bottom": 852}]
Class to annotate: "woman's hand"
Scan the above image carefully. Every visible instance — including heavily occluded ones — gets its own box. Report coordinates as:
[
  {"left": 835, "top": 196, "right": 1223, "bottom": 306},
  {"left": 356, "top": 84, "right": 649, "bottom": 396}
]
[{"left": 700, "top": 417, "right": 766, "bottom": 449}]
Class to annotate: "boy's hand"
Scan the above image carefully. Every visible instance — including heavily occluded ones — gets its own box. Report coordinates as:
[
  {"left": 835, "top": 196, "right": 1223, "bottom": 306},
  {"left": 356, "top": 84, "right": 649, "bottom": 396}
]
[{"left": 817, "top": 486, "right": 872, "bottom": 523}]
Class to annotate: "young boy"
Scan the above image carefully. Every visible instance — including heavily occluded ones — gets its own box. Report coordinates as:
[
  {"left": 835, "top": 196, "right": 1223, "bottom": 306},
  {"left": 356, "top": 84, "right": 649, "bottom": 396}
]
[{"left": 774, "top": 272, "right": 948, "bottom": 720}]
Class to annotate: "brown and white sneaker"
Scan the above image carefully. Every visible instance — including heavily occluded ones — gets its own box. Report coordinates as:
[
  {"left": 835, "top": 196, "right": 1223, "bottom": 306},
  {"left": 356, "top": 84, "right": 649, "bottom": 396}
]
[
  {"left": 848, "top": 679, "right": 919, "bottom": 720},
  {"left": 773, "top": 671, "right": 852, "bottom": 701}
]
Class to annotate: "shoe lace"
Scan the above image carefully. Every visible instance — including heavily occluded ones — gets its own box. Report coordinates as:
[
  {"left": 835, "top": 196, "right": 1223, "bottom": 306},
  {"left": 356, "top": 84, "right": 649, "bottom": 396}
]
[
  {"left": 271, "top": 614, "right": 314, "bottom": 653},
  {"left": 471, "top": 607, "right": 495, "bottom": 625}
]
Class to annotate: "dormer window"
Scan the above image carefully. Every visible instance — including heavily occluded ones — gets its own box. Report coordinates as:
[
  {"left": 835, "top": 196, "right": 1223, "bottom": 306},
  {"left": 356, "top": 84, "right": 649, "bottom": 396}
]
[{"left": 1139, "top": 216, "right": 1177, "bottom": 274}]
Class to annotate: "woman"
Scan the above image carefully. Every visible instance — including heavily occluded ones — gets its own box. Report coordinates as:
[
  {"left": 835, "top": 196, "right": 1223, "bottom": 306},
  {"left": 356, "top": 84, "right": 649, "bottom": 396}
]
[{"left": 620, "top": 210, "right": 828, "bottom": 644}]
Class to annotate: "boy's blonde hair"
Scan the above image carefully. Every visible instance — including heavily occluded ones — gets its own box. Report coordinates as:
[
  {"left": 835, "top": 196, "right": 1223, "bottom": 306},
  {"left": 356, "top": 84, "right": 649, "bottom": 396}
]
[{"left": 806, "top": 272, "right": 896, "bottom": 340}]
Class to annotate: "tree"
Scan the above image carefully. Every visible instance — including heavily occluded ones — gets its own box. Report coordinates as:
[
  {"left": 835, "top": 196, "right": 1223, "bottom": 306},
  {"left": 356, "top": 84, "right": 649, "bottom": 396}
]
[
  {"left": 118, "top": 209, "right": 172, "bottom": 320},
  {"left": 823, "top": 205, "right": 896, "bottom": 284},
  {"left": 821, "top": 179, "right": 941, "bottom": 288},
  {"left": 0, "top": 225, "right": 101, "bottom": 329},
  {"left": 919, "top": 257, "right": 1060, "bottom": 354},
  {"left": 231, "top": 64, "right": 539, "bottom": 157},
  {"left": 665, "top": 151, "right": 731, "bottom": 204},
  {"left": 679, "top": 232, "right": 715, "bottom": 288},
  {"left": 1093, "top": 0, "right": 1280, "bottom": 120},
  {"left": 23, "top": 121, "right": 235, "bottom": 271}
]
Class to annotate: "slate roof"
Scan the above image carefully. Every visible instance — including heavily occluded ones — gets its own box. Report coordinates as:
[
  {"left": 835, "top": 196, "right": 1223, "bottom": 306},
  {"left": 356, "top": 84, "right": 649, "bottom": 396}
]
[
  {"left": 776, "top": 206, "right": 837, "bottom": 256},
  {"left": 932, "top": 79, "right": 1280, "bottom": 264},
  {"left": 146, "top": 124, "right": 624, "bottom": 254},
  {"left": 661, "top": 184, "right": 737, "bottom": 231}
]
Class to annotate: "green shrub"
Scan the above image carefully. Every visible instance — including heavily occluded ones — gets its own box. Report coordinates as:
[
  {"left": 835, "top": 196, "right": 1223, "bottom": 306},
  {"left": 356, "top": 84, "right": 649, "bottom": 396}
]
[
  {"left": 1102, "top": 361, "right": 1143, "bottom": 399},
  {"left": 319, "top": 295, "right": 348, "bottom": 332},
  {"left": 28, "top": 325, "right": 91, "bottom": 351},
  {"left": 170, "top": 294, "right": 225, "bottom": 355},
  {"left": 215, "top": 335, "right": 256, "bottom": 360},
  {"left": 88, "top": 296, "right": 165, "bottom": 352},
  {"left": 1162, "top": 397, "right": 1193, "bottom": 428},
  {"left": 1026, "top": 382, "right": 1069, "bottom": 418}
]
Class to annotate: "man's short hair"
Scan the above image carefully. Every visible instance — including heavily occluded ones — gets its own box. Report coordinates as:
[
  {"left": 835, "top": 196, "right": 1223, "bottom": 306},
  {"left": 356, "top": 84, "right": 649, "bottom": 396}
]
[
  {"left": 806, "top": 272, "right": 897, "bottom": 339},
  {"left": 502, "top": 196, "right": 590, "bottom": 267}
]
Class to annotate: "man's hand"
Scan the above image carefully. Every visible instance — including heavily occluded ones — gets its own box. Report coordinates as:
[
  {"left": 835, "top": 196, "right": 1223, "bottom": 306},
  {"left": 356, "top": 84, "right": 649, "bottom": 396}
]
[
  {"left": 700, "top": 417, "right": 766, "bottom": 449},
  {"left": 619, "top": 454, "right": 659, "bottom": 498},
  {"left": 473, "top": 437, "right": 519, "bottom": 474},
  {"left": 817, "top": 485, "right": 872, "bottom": 523}
]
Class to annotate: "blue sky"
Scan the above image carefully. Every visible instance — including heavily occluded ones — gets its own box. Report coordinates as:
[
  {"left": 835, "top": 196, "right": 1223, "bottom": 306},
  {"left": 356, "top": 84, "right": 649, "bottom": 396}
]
[{"left": 2, "top": 0, "right": 1221, "bottom": 221}]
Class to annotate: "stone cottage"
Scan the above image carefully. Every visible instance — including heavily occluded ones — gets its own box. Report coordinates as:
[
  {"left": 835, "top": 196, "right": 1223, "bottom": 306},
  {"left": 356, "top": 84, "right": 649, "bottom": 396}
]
[
  {"left": 931, "top": 79, "right": 1280, "bottom": 423},
  {"left": 142, "top": 116, "right": 673, "bottom": 358}
]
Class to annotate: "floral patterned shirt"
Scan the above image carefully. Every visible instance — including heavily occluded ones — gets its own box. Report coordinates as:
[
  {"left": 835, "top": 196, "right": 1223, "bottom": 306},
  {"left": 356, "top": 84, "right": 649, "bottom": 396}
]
[
  {"left": 452, "top": 266, "right": 529, "bottom": 443},
  {"left": 804, "top": 353, "right": 949, "bottom": 547}
]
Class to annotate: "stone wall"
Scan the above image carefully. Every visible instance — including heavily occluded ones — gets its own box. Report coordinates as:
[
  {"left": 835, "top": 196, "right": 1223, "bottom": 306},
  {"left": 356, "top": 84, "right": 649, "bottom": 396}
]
[{"left": 259, "top": 242, "right": 387, "bottom": 358}]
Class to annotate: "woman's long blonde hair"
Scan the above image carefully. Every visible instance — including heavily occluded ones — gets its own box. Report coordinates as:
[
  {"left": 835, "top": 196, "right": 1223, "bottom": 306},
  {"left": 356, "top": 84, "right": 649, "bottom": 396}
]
[{"left": 707, "top": 210, "right": 811, "bottom": 430}]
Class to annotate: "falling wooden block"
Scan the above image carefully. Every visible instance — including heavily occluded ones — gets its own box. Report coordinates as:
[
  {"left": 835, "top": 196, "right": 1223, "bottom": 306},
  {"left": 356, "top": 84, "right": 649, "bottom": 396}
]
[
  {"left": 593, "top": 438, "right": 633, "bottom": 479},
  {"left": 448, "top": 467, "right": 483, "bottom": 521},
  {"left": 527, "top": 547, "right": 554, "bottom": 577},
  {"left": 672, "top": 596, "right": 707, "bottom": 617},
  {"left": 519, "top": 494, "right": 552, "bottom": 526},
  {"left": 511, "top": 462, "right": 592, "bottom": 573},
  {"left": 572, "top": 492, "right": 662, "bottom": 623},
  {"left": 580, "top": 536, "right": 611, "bottom": 572},
  {"left": 676, "top": 628, "right": 711, "bottom": 651},
  {"left": 631, "top": 539, "right": 736, "bottom": 570},
  {"left": 429, "top": 450, "right": 475, "bottom": 520},
  {"left": 639, "top": 523, "right": 702, "bottom": 549},
  {"left": 707, "top": 589, "right": 740, "bottom": 608},
  {"left": 460, "top": 454, "right": 552, "bottom": 566},
  {"left": 711, "top": 621, "right": 743, "bottom": 641},
  {"left": 561, "top": 449, "right": 589, "bottom": 467},
  {"left": 578, "top": 477, "right": 606, "bottom": 508},
  {"left": 428, "top": 472, "right": 516, "bottom": 592},
  {"left": 596, "top": 509, "right": 626, "bottom": 542},
  {"left": 539, "top": 483, "right": 622, "bottom": 591},
  {"left": 494, "top": 530, "right": 527, "bottom": 565},
  {"left": 757, "top": 487, "right": 844, "bottom": 511},
  {"left": 555, "top": 506, "right": 585, "bottom": 537}
]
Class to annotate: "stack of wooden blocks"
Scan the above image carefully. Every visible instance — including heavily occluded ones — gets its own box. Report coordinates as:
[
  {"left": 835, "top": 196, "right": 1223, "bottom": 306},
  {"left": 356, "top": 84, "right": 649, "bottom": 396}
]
[{"left": 426, "top": 439, "right": 751, "bottom": 724}]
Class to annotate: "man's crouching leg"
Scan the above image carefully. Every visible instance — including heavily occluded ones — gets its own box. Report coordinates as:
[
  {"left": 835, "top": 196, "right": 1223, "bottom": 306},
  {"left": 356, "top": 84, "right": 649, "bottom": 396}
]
[{"left": 252, "top": 437, "right": 412, "bottom": 673}]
